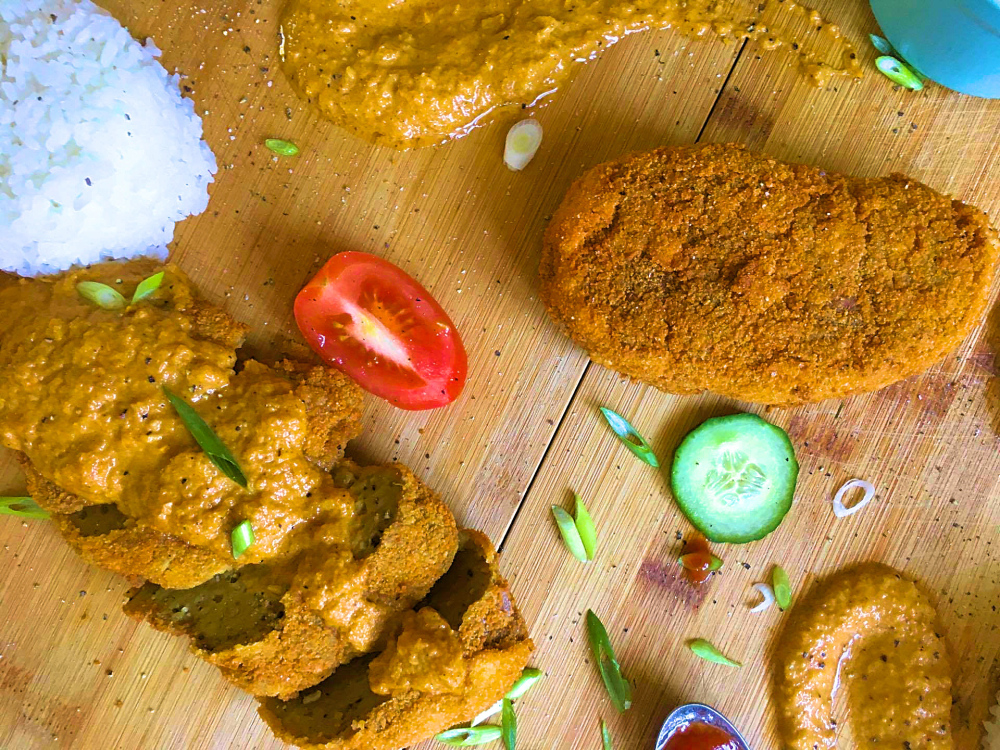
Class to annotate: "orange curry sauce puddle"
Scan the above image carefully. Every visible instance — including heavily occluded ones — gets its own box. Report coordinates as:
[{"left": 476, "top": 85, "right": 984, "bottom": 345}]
[{"left": 279, "top": 0, "right": 863, "bottom": 148}]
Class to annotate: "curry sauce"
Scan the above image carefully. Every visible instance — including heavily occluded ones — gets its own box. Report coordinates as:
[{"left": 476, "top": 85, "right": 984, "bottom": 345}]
[
  {"left": 0, "top": 262, "right": 361, "bottom": 564},
  {"left": 774, "top": 564, "right": 953, "bottom": 750},
  {"left": 279, "top": 0, "right": 861, "bottom": 148}
]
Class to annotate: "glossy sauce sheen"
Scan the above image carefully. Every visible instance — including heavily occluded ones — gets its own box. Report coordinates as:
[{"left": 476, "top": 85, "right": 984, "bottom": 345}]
[
  {"left": 279, "top": 0, "right": 861, "bottom": 148},
  {"left": 663, "top": 721, "right": 740, "bottom": 750},
  {"left": 774, "top": 564, "right": 952, "bottom": 749}
]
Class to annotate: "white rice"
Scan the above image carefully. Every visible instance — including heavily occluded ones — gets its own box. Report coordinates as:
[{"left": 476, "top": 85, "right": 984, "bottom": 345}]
[
  {"left": 0, "top": 0, "right": 217, "bottom": 276},
  {"left": 985, "top": 690, "right": 1000, "bottom": 749}
]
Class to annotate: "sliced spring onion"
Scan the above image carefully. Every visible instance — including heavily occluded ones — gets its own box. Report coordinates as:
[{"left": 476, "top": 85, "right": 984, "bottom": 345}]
[
  {"left": 0, "top": 496, "right": 49, "bottom": 520},
  {"left": 501, "top": 698, "right": 516, "bottom": 750},
  {"left": 231, "top": 519, "right": 255, "bottom": 558},
  {"left": 503, "top": 119, "right": 542, "bottom": 171},
  {"left": 507, "top": 668, "right": 544, "bottom": 700},
  {"left": 749, "top": 582, "right": 775, "bottom": 613},
  {"left": 163, "top": 387, "right": 248, "bottom": 489},
  {"left": 77, "top": 281, "right": 126, "bottom": 310},
  {"left": 832, "top": 478, "right": 875, "bottom": 518},
  {"left": 772, "top": 565, "right": 792, "bottom": 610},
  {"left": 471, "top": 668, "right": 544, "bottom": 725},
  {"left": 435, "top": 727, "right": 503, "bottom": 746},
  {"left": 265, "top": 138, "right": 300, "bottom": 156},
  {"left": 574, "top": 494, "right": 597, "bottom": 561},
  {"left": 470, "top": 702, "right": 500, "bottom": 727},
  {"left": 709, "top": 554, "right": 723, "bottom": 572},
  {"left": 875, "top": 55, "right": 924, "bottom": 91},
  {"left": 586, "top": 609, "right": 632, "bottom": 713},
  {"left": 599, "top": 407, "right": 659, "bottom": 468},
  {"left": 601, "top": 719, "right": 613, "bottom": 750},
  {"left": 688, "top": 638, "right": 741, "bottom": 668},
  {"left": 132, "top": 271, "right": 165, "bottom": 303},
  {"left": 552, "top": 505, "right": 588, "bottom": 562},
  {"left": 869, "top": 33, "right": 895, "bottom": 55}
]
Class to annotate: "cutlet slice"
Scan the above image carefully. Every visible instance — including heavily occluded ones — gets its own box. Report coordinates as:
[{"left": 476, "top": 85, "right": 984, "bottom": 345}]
[
  {"left": 541, "top": 143, "right": 1000, "bottom": 405},
  {"left": 52, "top": 504, "right": 233, "bottom": 589},
  {"left": 20, "top": 357, "right": 365, "bottom": 585},
  {"left": 257, "top": 529, "right": 533, "bottom": 750},
  {"left": 123, "top": 463, "right": 458, "bottom": 699},
  {"left": 273, "top": 359, "right": 365, "bottom": 470}
]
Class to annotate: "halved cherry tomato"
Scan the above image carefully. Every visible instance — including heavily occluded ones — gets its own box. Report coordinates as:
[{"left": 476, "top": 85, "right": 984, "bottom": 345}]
[{"left": 294, "top": 251, "right": 467, "bottom": 410}]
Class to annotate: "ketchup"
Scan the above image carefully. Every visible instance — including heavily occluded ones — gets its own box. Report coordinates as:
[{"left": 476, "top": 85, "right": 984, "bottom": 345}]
[
  {"left": 662, "top": 721, "right": 740, "bottom": 750},
  {"left": 678, "top": 534, "right": 716, "bottom": 585}
]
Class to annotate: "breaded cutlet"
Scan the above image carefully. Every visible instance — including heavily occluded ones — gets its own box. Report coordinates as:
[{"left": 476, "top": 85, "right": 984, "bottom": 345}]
[
  {"left": 258, "top": 530, "right": 533, "bottom": 750},
  {"left": 541, "top": 143, "right": 1000, "bottom": 405},
  {"left": 123, "top": 462, "right": 458, "bottom": 698}
]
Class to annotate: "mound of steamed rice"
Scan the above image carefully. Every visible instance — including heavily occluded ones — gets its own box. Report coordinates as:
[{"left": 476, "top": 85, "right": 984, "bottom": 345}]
[{"left": 0, "top": 0, "right": 217, "bottom": 276}]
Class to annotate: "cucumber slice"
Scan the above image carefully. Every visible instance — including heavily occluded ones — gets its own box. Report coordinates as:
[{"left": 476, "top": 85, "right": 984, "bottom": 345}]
[{"left": 670, "top": 413, "right": 798, "bottom": 543}]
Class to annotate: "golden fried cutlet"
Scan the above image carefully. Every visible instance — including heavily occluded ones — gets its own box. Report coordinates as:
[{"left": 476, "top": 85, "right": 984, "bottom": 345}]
[
  {"left": 540, "top": 143, "right": 1000, "bottom": 405},
  {"left": 123, "top": 463, "right": 458, "bottom": 698},
  {"left": 258, "top": 530, "right": 533, "bottom": 750}
]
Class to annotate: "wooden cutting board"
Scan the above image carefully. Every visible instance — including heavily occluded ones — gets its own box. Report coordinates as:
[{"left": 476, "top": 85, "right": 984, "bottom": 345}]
[{"left": 3, "top": 1, "right": 1000, "bottom": 748}]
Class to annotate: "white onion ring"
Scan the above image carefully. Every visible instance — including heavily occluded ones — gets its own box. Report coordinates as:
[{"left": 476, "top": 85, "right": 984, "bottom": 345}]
[
  {"left": 504, "top": 119, "right": 543, "bottom": 171},
  {"left": 749, "top": 583, "right": 775, "bottom": 613},
  {"left": 832, "top": 478, "right": 875, "bottom": 518}
]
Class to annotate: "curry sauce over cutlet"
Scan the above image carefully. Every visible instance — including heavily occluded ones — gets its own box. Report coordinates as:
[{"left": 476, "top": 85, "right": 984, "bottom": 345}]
[
  {"left": 0, "top": 261, "right": 366, "bottom": 565},
  {"left": 0, "top": 260, "right": 531, "bottom": 743},
  {"left": 279, "top": 0, "right": 860, "bottom": 148},
  {"left": 541, "top": 143, "right": 1000, "bottom": 405}
]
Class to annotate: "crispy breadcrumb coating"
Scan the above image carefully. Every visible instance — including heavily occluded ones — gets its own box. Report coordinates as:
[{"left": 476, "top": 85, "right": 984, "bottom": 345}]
[
  {"left": 258, "top": 530, "right": 533, "bottom": 750},
  {"left": 123, "top": 463, "right": 458, "bottom": 698},
  {"left": 541, "top": 143, "right": 999, "bottom": 405}
]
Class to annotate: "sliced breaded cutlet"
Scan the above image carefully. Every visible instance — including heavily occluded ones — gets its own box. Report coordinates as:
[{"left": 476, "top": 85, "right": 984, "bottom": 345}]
[
  {"left": 541, "top": 143, "right": 1000, "bottom": 405},
  {"left": 19, "top": 357, "right": 364, "bottom": 588},
  {"left": 258, "top": 529, "right": 533, "bottom": 750},
  {"left": 123, "top": 463, "right": 458, "bottom": 699}
]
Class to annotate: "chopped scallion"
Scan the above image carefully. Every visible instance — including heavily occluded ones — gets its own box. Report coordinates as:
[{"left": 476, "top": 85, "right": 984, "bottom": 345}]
[
  {"left": 574, "top": 493, "right": 597, "bottom": 561},
  {"left": 586, "top": 609, "right": 632, "bottom": 712},
  {"left": 231, "top": 519, "right": 255, "bottom": 559},
  {"left": 471, "top": 667, "right": 543, "bottom": 726},
  {"left": 688, "top": 638, "right": 741, "bottom": 668},
  {"left": 601, "top": 719, "right": 614, "bottom": 750},
  {"left": 132, "top": 271, "right": 165, "bottom": 303},
  {"left": 435, "top": 726, "right": 503, "bottom": 746},
  {"left": 599, "top": 407, "right": 659, "bottom": 467},
  {"left": 875, "top": 55, "right": 924, "bottom": 91},
  {"left": 265, "top": 138, "right": 300, "bottom": 157},
  {"left": 501, "top": 698, "right": 516, "bottom": 750},
  {"left": 772, "top": 565, "right": 792, "bottom": 610},
  {"left": 77, "top": 281, "right": 126, "bottom": 310},
  {"left": 869, "top": 33, "right": 895, "bottom": 56},
  {"left": 0, "top": 496, "right": 49, "bottom": 520},
  {"left": 552, "top": 505, "right": 588, "bottom": 562},
  {"left": 163, "top": 387, "right": 248, "bottom": 489}
]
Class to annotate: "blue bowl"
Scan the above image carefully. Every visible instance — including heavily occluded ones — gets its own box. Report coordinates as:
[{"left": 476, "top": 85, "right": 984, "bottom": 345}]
[{"left": 869, "top": 0, "right": 1000, "bottom": 98}]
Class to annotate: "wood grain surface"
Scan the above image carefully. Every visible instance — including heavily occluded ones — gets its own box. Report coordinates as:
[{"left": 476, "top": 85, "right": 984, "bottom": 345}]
[{"left": 3, "top": 1, "right": 1000, "bottom": 748}]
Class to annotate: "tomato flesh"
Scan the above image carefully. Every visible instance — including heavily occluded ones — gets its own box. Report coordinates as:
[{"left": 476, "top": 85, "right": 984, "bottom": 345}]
[{"left": 294, "top": 252, "right": 467, "bottom": 410}]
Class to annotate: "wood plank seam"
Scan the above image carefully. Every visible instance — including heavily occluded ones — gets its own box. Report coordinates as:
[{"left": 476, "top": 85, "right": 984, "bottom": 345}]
[{"left": 496, "top": 39, "right": 751, "bottom": 554}]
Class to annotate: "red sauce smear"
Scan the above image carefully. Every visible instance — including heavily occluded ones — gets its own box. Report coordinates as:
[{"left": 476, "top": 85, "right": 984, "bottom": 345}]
[
  {"left": 662, "top": 721, "right": 740, "bottom": 750},
  {"left": 679, "top": 534, "right": 715, "bottom": 585}
]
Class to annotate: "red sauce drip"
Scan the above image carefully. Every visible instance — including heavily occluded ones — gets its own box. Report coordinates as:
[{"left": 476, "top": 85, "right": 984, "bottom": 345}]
[
  {"left": 662, "top": 721, "right": 740, "bottom": 750},
  {"left": 679, "top": 535, "right": 714, "bottom": 585}
]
